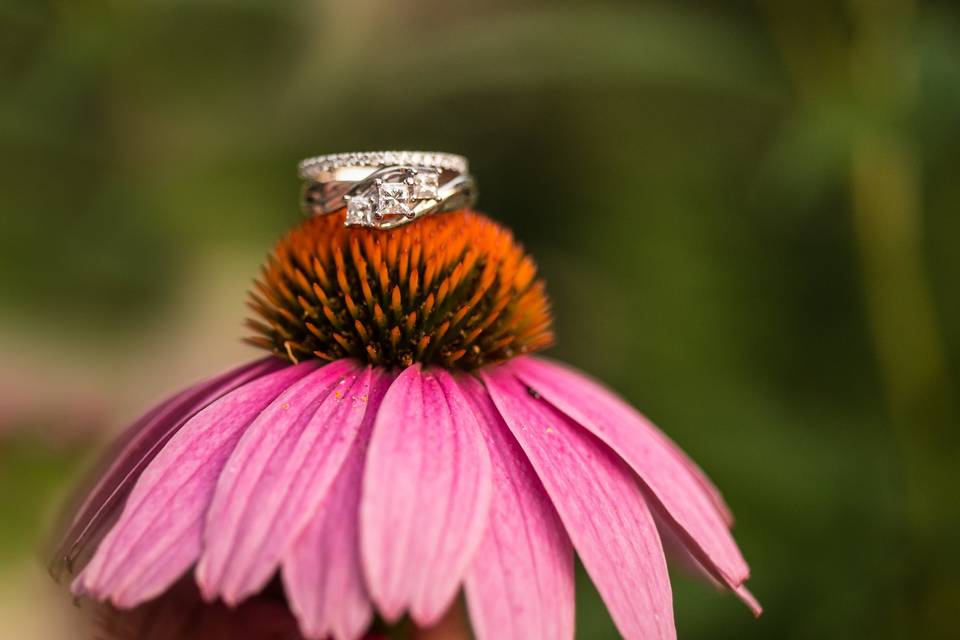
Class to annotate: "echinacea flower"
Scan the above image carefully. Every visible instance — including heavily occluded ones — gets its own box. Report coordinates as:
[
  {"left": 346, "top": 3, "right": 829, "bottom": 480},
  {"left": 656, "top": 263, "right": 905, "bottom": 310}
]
[{"left": 52, "top": 210, "right": 759, "bottom": 639}]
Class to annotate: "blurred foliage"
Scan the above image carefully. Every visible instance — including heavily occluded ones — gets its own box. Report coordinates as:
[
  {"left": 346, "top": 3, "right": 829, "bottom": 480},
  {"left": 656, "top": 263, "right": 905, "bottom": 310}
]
[
  {"left": 0, "top": 437, "right": 85, "bottom": 564},
  {"left": 1, "top": 0, "right": 959, "bottom": 638}
]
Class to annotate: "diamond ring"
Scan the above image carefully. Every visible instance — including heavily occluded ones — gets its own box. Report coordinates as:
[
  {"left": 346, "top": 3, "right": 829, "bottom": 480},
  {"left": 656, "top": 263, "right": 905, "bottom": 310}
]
[{"left": 298, "top": 151, "right": 477, "bottom": 229}]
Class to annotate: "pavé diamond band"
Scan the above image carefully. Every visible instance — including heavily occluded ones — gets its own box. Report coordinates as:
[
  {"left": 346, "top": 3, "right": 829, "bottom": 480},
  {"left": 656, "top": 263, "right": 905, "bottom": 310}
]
[{"left": 298, "top": 151, "right": 476, "bottom": 229}]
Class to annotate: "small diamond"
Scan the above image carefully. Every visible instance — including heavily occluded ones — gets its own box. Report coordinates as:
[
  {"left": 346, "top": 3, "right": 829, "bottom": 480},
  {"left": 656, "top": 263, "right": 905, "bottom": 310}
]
[
  {"left": 413, "top": 171, "right": 439, "bottom": 199},
  {"left": 346, "top": 195, "right": 373, "bottom": 225},
  {"left": 377, "top": 182, "right": 413, "bottom": 217}
]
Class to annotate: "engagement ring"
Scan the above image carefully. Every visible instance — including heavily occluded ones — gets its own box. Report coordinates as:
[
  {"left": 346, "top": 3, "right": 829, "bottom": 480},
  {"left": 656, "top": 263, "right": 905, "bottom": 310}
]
[{"left": 298, "top": 151, "right": 477, "bottom": 229}]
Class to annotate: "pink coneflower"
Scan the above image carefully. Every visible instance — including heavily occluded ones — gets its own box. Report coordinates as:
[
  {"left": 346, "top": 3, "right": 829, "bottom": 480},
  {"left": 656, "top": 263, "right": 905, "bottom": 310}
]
[{"left": 52, "top": 210, "right": 759, "bottom": 639}]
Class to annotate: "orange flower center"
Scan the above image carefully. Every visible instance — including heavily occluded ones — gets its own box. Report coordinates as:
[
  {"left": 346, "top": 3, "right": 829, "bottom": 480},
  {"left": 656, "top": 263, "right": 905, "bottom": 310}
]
[{"left": 247, "top": 210, "right": 554, "bottom": 370}]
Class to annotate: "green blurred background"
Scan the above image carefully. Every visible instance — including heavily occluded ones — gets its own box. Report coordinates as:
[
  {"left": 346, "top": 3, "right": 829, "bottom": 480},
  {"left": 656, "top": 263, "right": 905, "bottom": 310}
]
[{"left": 2, "top": 0, "right": 958, "bottom": 638}]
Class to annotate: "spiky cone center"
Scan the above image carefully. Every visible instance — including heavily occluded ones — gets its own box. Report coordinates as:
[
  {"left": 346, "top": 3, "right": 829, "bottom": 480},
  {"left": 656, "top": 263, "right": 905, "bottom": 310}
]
[{"left": 247, "top": 210, "right": 554, "bottom": 370}]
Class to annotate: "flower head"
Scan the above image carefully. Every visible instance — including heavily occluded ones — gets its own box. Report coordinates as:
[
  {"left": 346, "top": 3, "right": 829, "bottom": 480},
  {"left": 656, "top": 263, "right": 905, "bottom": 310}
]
[
  {"left": 53, "top": 209, "right": 759, "bottom": 640},
  {"left": 247, "top": 211, "right": 553, "bottom": 369}
]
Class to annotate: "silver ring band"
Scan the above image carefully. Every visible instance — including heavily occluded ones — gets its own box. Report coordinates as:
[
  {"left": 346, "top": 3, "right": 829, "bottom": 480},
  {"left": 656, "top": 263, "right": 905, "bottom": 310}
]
[
  {"left": 298, "top": 151, "right": 476, "bottom": 229},
  {"left": 299, "top": 151, "right": 468, "bottom": 182}
]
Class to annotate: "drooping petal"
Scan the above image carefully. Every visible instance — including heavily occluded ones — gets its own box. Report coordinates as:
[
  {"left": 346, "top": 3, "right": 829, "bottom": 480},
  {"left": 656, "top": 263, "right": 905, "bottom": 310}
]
[
  {"left": 52, "top": 358, "right": 283, "bottom": 579},
  {"left": 517, "top": 358, "right": 734, "bottom": 525},
  {"left": 196, "top": 359, "right": 367, "bottom": 604},
  {"left": 653, "top": 512, "right": 762, "bottom": 617},
  {"left": 74, "top": 362, "right": 318, "bottom": 607},
  {"left": 734, "top": 585, "right": 763, "bottom": 618},
  {"left": 457, "top": 374, "right": 575, "bottom": 640},
  {"left": 654, "top": 511, "right": 721, "bottom": 589},
  {"left": 360, "top": 365, "right": 492, "bottom": 626},
  {"left": 282, "top": 369, "right": 394, "bottom": 640},
  {"left": 519, "top": 359, "right": 734, "bottom": 526},
  {"left": 513, "top": 357, "right": 750, "bottom": 594},
  {"left": 482, "top": 366, "right": 675, "bottom": 640}
]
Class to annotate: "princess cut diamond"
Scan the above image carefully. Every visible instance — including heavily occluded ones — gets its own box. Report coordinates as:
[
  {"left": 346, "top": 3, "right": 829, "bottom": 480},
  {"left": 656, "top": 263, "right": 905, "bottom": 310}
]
[
  {"left": 377, "top": 182, "right": 414, "bottom": 217},
  {"left": 346, "top": 195, "right": 373, "bottom": 226},
  {"left": 413, "top": 171, "right": 439, "bottom": 199}
]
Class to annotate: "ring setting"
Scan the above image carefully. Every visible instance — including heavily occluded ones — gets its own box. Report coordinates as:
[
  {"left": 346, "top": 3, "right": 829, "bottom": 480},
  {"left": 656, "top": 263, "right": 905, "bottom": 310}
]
[
  {"left": 345, "top": 166, "right": 440, "bottom": 226},
  {"left": 298, "top": 151, "right": 475, "bottom": 229}
]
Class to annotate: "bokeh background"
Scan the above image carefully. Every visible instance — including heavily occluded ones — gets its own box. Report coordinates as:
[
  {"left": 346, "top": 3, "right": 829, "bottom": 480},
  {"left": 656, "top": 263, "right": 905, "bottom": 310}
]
[{"left": 2, "top": 0, "right": 959, "bottom": 638}]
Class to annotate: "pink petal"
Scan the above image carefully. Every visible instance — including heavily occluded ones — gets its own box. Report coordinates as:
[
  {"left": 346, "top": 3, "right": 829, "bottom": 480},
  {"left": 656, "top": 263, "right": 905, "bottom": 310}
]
[
  {"left": 482, "top": 366, "right": 675, "bottom": 640},
  {"left": 282, "top": 369, "right": 395, "bottom": 640},
  {"left": 457, "top": 374, "right": 575, "bottom": 640},
  {"left": 74, "top": 362, "right": 318, "bottom": 607},
  {"left": 52, "top": 358, "right": 283, "bottom": 579},
  {"left": 654, "top": 512, "right": 762, "bottom": 617},
  {"left": 513, "top": 357, "right": 750, "bottom": 595},
  {"left": 196, "top": 359, "right": 366, "bottom": 604},
  {"left": 735, "top": 585, "right": 763, "bottom": 618},
  {"left": 520, "top": 359, "right": 734, "bottom": 525},
  {"left": 654, "top": 511, "right": 722, "bottom": 589},
  {"left": 360, "top": 365, "right": 492, "bottom": 626}
]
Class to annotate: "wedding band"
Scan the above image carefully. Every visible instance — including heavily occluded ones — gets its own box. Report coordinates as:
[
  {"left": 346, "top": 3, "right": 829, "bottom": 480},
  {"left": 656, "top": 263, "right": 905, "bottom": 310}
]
[{"left": 298, "top": 151, "right": 476, "bottom": 229}]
